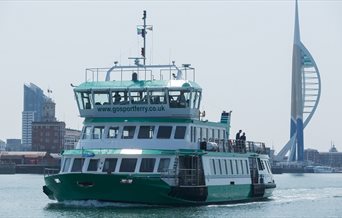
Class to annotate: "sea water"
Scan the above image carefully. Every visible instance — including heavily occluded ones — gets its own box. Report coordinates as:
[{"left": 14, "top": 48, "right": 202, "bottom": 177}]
[{"left": 0, "top": 173, "right": 341, "bottom": 218}]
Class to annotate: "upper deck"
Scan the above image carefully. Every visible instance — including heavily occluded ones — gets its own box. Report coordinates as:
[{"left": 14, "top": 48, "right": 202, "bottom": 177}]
[{"left": 74, "top": 61, "right": 202, "bottom": 119}]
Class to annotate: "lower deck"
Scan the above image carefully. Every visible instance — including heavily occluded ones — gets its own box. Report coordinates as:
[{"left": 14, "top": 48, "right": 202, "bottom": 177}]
[{"left": 44, "top": 148, "right": 276, "bottom": 205}]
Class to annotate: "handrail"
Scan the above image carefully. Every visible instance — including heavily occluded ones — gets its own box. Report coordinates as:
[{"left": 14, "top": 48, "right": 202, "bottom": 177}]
[
  {"left": 84, "top": 64, "right": 196, "bottom": 83},
  {"left": 227, "top": 140, "right": 267, "bottom": 154}
]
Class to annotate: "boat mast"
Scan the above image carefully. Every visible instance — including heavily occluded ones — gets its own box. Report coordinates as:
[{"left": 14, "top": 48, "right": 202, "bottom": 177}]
[{"left": 142, "top": 10, "right": 146, "bottom": 65}]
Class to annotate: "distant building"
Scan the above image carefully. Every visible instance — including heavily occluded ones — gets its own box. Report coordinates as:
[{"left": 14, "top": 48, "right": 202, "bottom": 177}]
[
  {"left": 64, "top": 128, "right": 81, "bottom": 150},
  {"left": 0, "top": 140, "right": 5, "bottom": 151},
  {"left": 22, "top": 111, "right": 35, "bottom": 150},
  {"left": 6, "top": 139, "right": 22, "bottom": 151},
  {"left": 22, "top": 83, "right": 56, "bottom": 150},
  {"left": 31, "top": 121, "right": 65, "bottom": 153},
  {"left": 304, "top": 148, "right": 320, "bottom": 163},
  {"left": 42, "top": 98, "right": 56, "bottom": 122},
  {"left": 304, "top": 145, "right": 342, "bottom": 168}
]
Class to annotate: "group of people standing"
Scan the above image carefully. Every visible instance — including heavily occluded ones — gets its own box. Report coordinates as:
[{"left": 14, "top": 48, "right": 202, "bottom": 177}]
[
  {"left": 235, "top": 130, "right": 246, "bottom": 142},
  {"left": 235, "top": 130, "right": 247, "bottom": 152}
]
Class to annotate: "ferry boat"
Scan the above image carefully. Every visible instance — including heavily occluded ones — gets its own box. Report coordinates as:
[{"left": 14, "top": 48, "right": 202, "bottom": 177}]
[{"left": 43, "top": 11, "right": 276, "bottom": 205}]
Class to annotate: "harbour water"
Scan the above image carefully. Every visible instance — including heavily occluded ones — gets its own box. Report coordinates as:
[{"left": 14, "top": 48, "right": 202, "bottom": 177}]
[{"left": 0, "top": 174, "right": 342, "bottom": 217}]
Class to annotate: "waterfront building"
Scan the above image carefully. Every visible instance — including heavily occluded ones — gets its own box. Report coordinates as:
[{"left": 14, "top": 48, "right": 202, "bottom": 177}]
[
  {"left": 31, "top": 121, "right": 65, "bottom": 153},
  {"left": 64, "top": 128, "right": 81, "bottom": 150},
  {"left": 304, "top": 146, "right": 342, "bottom": 168},
  {"left": 22, "top": 83, "right": 57, "bottom": 150},
  {"left": 304, "top": 148, "right": 320, "bottom": 164},
  {"left": 22, "top": 83, "right": 49, "bottom": 150},
  {"left": 42, "top": 98, "right": 56, "bottom": 122},
  {"left": 5, "top": 139, "right": 22, "bottom": 151},
  {"left": 276, "top": 0, "right": 321, "bottom": 162},
  {"left": 0, "top": 140, "right": 5, "bottom": 151}
]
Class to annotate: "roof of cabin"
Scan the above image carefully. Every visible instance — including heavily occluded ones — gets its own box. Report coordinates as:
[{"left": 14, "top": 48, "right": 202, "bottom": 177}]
[{"left": 75, "top": 80, "right": 202, "bottom": 91}]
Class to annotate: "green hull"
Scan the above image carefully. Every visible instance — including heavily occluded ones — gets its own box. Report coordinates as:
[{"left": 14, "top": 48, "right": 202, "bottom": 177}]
[{"left": 44, "top": 173, "right": 271, "bottom": 205}]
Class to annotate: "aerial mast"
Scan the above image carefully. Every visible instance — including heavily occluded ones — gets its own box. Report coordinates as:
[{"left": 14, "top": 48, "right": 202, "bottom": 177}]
[{"left": 142, "top": 10, "right": 146, "bottom": 65}]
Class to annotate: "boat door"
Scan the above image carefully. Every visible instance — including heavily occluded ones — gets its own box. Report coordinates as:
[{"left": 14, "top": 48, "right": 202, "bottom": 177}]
[
  {"left": 178, "top": 155, "right": 205, "bottom": 186},
  {"left": 249, "top": 157, "right": 267, "bottom": 197},
  {"left": 249, "top": 157, "right": 259, "bottom": 184}
]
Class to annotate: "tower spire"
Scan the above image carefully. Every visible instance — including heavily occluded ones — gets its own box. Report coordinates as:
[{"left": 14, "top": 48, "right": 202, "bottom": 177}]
[
  {"left": 294, "top": 0, "right": 301, "bottom": 44},
  {"left": 275, "top": 0, "right": 321, "bottom": 162}
]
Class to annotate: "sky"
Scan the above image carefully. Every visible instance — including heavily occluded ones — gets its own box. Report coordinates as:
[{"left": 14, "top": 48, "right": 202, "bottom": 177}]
[{"left": 0, "top": 0, "right": 341, "bottom": 153}]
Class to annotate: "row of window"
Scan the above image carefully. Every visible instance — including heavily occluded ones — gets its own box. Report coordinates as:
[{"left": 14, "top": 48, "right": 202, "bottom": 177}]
[
  {"left": 209, "top": 158, "right": 250, "bottom": 176},
  {"left": 82, "top": 125, "right": 187, "bottom": 140},
  {"left": 75, "top": 89, "right": 201, "bottom": 110},
  {"left": 82, "top": 124, "right": 227, "bottom": 145},
  {"left": 190, "top": 127, "right": 226, "bottom": 143},
  {"left": 62, "top": 157, "right": 171, "bottom": 173}
]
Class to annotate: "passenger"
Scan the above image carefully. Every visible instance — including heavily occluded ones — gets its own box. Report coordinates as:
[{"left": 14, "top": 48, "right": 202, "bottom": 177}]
[
  {"left": 240, "top": 132, "right": 247, "bottom": 152},
  {"left": 177, "top": 91, "right": 186, "bottom": 107},
  {"left": 113, "top": 92, "right": 121, "bottom": 104},
  {"left": 235, "top": 130, "right": 242, "bottom": 152},
  {"left": 235, "top": 130, "right": 242, "bottom": 140},
  {"left": 140, "top": 92, "right": 147, "bottom": 103}
]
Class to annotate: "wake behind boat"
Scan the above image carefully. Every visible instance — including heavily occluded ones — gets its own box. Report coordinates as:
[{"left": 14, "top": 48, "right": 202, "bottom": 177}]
[{"left": 43, "top": 11, "right": 276, "bottom": 206}]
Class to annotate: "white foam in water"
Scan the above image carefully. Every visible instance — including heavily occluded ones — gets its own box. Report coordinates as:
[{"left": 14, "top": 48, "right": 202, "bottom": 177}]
[
  {"left": 57, "top": 200, "right": 154, "bottom": 208},
  {"left": 207, "top": 201, "right": 266, "bottom": 208}
]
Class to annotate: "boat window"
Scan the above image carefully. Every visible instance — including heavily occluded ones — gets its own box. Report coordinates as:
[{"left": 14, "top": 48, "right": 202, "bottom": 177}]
[
  {"left": 190, "top": 126, "right": 193, "bottom": 142},
  {"left": 230, "top": 160, "right": 234, "bottom": 175},
  {"left": 264, "top": 160, "right": 271, "bottom": 173},
  {"left": 245, "top": 160, "right": 250, "bottom": 174},
  {"left": 199, "top": 127, "right": 203, "bottom": 142},
  {"left": 122, "top": 126, "right": 136, "bottom": 139},
  {"left": 168, "top": 90, "right": 190, "bottom": 108},
  {"left": 257, "top": 158, "right": 264, "bottom": 171},
  {"left": 157, "top": 158, "right": 170, "bottom": 172},
  {"left": 130, "top": 91, "right": 148, "bottom": 104},
  {"left": 235, "top": 160, "right": 239, "bottom": 174},
  {"left": 210, "top": 159, "right": 216, "bottom": 175},
  {"left": 119, "top": 158, "right": 137, "bottom": 172},
  {"left": 138, "top": 126, "right": 155, "bottom": 139},
  {"left": 157, "top": 126, "right": 172, "bottom": 139},
  {"left": 203, "top": 128, "right": 208, "bottom": 142},
  {"left": 87, "top": 159, "right": 99, "bottom": 171},
  {"left": 102, "top": 158, "right": 117, "bottom": 173},
  {"left": 207, "top": 129, "right": 212, "bottom": 142},
  {"left": 267, "top": 161, "right": 272, "bottom": 173},
  {"left": 93, "top": 126, "right": 105, "bottom": 139},
  {"left": 71, "top": 158, "right": 84, "bottom": 172},
  {"left": 108, "top": 127, "right": 119, "bottom": 139},
  {"left": 62, "top": 158, "right": 71, "bottom": 172},
  {"left": 140, "top": 158, "right": 156, "bottom": 172},
  {"left": 82, "top": 126, "right": 92, "bottom": 139},
  {"left": 112, "top": 90, "right": 129, "bottom": 105},
  {"left": 194, "top": 91, "right": 201, "bottom": 109},
  {"left": 94, "top": 91, "right": 110, "bottom": 106},
  {"left": 149, "top": 90, "right": 167, "bottom": 104},
  {"left": 190, "top": 90, "right": 200, "bottom": 109},
  {"left": 194, "top": 126, "right": 200, "bottom": 142},
  {"left": 75, "top": 92, "right": 84, "bottom": 110},
  {"left": 174, "top": 126, "right": 186, "bottom": 139},
  {"left": 224, "top": 159, "right": 228, "bottom": 175},
  {"left": 216, "top": 159, "right": 222, "bottom": 175},
  {"left": 76, "top": 91, "right": 93, "bottom": 110},
  {"left": 240, "top": 160, "right": 244, "bottom": 174}
]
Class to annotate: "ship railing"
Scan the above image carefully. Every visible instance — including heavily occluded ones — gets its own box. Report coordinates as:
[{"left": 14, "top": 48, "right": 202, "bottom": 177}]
[
  {"left": 85, "top": 64, "right": 195, "bottom": 82},
  {"left": 228, "top": 140, "right": 267, "bottom": 154},
  {"left": 44, "top": 168, "right": 60, "bottom": 177}
]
